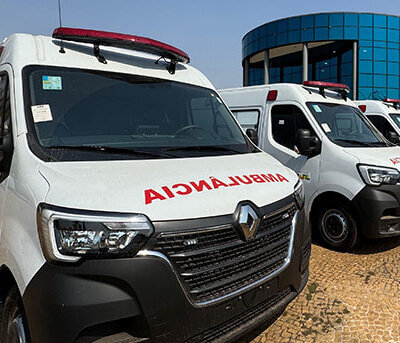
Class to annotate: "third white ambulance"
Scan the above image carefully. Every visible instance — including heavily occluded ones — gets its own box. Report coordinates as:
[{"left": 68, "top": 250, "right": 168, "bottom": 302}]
[{"left": 220, "top": 82, "right": 400, "bottom": 251}]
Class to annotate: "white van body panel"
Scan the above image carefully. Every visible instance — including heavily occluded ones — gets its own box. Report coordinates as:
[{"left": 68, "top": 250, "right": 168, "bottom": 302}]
[
  {"left": 0, "top": 35, "right": 301, "bottom": 295},
  {"left": 220, "top": 84, "right": 400, "bottom": 221}
]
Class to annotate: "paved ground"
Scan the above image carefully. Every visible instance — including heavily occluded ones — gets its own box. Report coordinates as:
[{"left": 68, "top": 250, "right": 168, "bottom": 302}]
[{"left": 252, "top": 238, "right": 400, "bottom": 343}]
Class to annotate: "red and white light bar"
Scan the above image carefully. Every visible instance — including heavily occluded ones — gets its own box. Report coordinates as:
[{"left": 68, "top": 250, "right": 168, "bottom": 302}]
[
  {"left": 52, "top": 27, "right": 190, "bottom": 64},
  {"left": 303, "top": 81, "right": 350, "bottom": 92},
  {"left": 383, "top": 98, "right": 400, "bottom": 104}
]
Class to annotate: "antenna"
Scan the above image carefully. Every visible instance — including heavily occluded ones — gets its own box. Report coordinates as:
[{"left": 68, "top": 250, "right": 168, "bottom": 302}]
[{"left": 57, "top": 0, "right": 65, "bottom": 53}]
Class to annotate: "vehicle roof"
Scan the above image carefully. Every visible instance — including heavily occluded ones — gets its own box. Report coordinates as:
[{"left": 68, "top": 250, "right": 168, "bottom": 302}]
[
  {"left": 353, "top": 100, "right": 400, "bottom": 115},
  {"left": 219, "top": 83, "right": 356, "bottom": 108},
  {"left": 0, "top": 33, "right": 214, "bottom": 89}
]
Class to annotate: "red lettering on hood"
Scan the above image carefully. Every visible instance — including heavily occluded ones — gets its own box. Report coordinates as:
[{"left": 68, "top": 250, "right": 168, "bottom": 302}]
[
  {"left": 390, "top": 157, "right": 400, "bottom": 165},
  {"left": 144, "top": 172, "right": 292, "bottom": 205}
]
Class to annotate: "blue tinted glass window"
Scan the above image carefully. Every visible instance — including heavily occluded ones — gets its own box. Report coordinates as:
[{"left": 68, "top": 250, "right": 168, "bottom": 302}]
[
  {"left": 374, "top": 27, "right": 387, "bottom": 41},
  {"left": 342, "top": 49, "right": 353, "bottom": 63},
  {"left": 373, "top": 41, "right": 386, "bottom": 48},
  {"left": 388, "top": 88, "right": 400, "bottom": 98},
  {"left": 301, "top": 29, "right": 314, "bottom": 41},
  {"left": 267, "top": 34, "right": 276, "bottom": 48},
  {"left": 341, "top": 62, "right": 353, "bottom": 75},
  {"left": 259, "top": 25, "right": 267, "bottom": 37},
  {"left": 374, "top": 61, "right": 387, "bottom": 74},
  {"left": 329, "top": 13, "right": 344, "bottom": 26},
  {"left": 373, "top": 88, "right": 386, "bottom": 99},
  {"left": 359, "top": 46, "right": 373, "bottom": 59},
  {"left": 277, "top": 19, "right": 288, "bottom": 33},
  {"left": 374, "top": 48, "right": 387, "bottom": 61},
  {"left": 315, "top": 27, "right": 329, "bottom": 40},
  {"left": 360, "top": 60, "right": 373, "bottom": 73},
  {"left": 374, "top": 14, "right": 387, "bottom": 28},
  {"left": 259, "top": 37, "right": 267, "bottom": 50},
  {"left": 289, "top": 17, "right": 301, "bottom": 30},
  {"left": 301, "top": 15, "right": 314, "bottom": 29},
  {"left": 388, "top": 62, "right": 400, "bottom": 75},
  {"left": 359, "top": 27, "right": 373, "bottom": 40},
  {"left": 267, "top": 21, "right": 277, "bottom": 33},
  {"left": 374, "top": 74, "right": 386, "bottom": 87},
  {"left": 388, "top": 75, "right": 399, "bottom": 88},
  {"left": 344, "top": 13, "right": 358, "bottom": 26},
  {"left": 329, "top": 27, "right": 343, "bottom": 39},
  {"left": 277, "top": 32, "right": 288, "bottom": 45},
  {"left": 344, "top": 27, "right": 358, "bottom": 39},
  {"left": 288, "top": 30, "right": 301, "bottom": 43},
  {"left": 388, "top": 30, "right": 400, "bottom": 42},
  {"left": 388, "top": 49, "right": 400, "bottom": 62},
  {"left": 359, "top": 74, "right": 373, "bottom": 87},
  {"left": 388, "top": 42, "right": 400, "bottom": 49},
  {"left": 359, "top": 39, "right": 373, "bottom": 47},
  {"left": 360, "top": 14, "right": 373, "bottom": 27},
  {"left": 359, "top": 87, "right": 373, "bottom": 99},
  {"left": 315, "top": 14, "right": 329, "bottom": 27},
  {"left": 388, "top": 16, "right": 400, "bottom": 30}
]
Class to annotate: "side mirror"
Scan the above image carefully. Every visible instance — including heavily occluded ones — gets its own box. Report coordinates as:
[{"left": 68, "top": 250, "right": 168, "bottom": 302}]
[
  {"left": 246, "top": 128, "right": 258, "bottom": 146},
  {"left": 295, "top": 129, "right": 321, "bottom": 156},
  {"left": 386, "top": 131, "right": 400, "bottom": 144}
]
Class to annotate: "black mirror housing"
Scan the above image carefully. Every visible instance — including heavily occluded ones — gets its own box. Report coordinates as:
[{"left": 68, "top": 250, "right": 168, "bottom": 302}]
[
  {"left": 295, "top": 129, "right": 321, "bottom": 157},
  {"left": 246, "top": 128, "right": 258, "bottom": 146},
  {"left": 387, "top": 131, "right": 400, "bottom": 144}
]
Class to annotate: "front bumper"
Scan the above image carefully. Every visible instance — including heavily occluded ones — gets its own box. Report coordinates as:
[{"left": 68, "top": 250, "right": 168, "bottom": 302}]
[
  {"left": 351, "top": 184, "right": 400, "bottom": 238},
  {"left": 22, "top": 209, "right": 309, "bottom": 343}
]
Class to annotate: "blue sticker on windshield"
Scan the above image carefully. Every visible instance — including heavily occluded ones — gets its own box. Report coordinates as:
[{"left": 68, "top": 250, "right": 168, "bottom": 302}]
[
  {"left": 42, "top": 76, "right": 62, "bottom": 90},
  {"left": 312, "top": 104, "right": 322, "bottom": 113}
]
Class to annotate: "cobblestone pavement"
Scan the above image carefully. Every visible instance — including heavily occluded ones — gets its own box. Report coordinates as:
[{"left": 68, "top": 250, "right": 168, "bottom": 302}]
[{"left": 252, "top": 238, "right": 400, "bottom": 343}]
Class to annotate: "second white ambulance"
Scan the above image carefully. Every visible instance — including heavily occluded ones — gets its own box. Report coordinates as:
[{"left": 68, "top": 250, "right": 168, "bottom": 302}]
[
  {"left": 220, "top": 81, "right": 400, "bottom": 251},
  {"left": 354, "top": 99, "right": 400, "bottom": 144}
]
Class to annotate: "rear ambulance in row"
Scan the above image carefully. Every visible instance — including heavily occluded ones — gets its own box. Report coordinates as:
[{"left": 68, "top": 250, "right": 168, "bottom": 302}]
[
  {"left": 354, "top": 99, "right": 400, "bottom": 144},
  {"left": 0, "top": 28, "right": 310, "bottom": 342},
  {"left": 220, "top": 82, "right": 400, "bottom": 251}
]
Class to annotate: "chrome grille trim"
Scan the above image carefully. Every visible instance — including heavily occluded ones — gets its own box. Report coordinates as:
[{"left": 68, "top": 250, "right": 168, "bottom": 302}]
[{"left": 138, "top": 210, "right": 298, "bottom": 307}]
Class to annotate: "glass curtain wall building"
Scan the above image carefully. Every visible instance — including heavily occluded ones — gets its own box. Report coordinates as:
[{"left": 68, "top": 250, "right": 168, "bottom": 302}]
[{"left": 242, "top": 12, "right": 400, "bottom": 100}]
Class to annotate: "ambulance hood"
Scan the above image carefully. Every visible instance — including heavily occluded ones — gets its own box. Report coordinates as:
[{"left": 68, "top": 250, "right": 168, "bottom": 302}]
[
  {"left": 343, "top": 145, "right": 400, "bottom": 170},
  {"left": 38, "top": 152, "right": 299, "bottom": 221}
]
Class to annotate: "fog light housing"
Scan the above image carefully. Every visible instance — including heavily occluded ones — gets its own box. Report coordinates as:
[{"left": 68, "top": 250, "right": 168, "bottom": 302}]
[{"left": 37, "top": 204, "right": 154, "bottom": 263}]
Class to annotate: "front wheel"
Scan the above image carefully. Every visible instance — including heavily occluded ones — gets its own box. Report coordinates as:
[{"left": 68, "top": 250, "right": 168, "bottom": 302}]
[
  {"left": 317, "top": 206, "right": 358, "bottom": 251},
  {"left": 1, "top": 286, "right": 30, "bottom": 343}
]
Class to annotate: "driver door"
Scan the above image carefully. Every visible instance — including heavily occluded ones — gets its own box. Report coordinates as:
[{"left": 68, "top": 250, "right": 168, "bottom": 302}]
[{"left": 261, "top": 102, "right": 322, "bottom": 203}]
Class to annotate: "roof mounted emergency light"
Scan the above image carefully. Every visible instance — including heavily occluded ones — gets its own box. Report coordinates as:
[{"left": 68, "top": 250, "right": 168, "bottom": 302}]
[
  {"left": 303, "top": 81, "right": 350, "bottom": 100},
  {"left": 358, "top": 105, "right": 367, "bottom": 113},
  {"left": 52, "top": 27, "right": 190, "bottom": 74},
  {"left": 383, "top": 98, "right": 400, "bottom": 109}
]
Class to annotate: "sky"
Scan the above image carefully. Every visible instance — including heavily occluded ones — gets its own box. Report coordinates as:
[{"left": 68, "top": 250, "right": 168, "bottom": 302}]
[{"left": 1, "top": 0, "right": 400, "bottom": 88}]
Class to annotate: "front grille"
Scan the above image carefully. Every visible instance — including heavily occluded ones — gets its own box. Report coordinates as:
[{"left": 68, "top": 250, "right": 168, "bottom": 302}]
[
  {"left": 186, "top": 287, "right": 292, "bottom": 343},
  {"left": 155, "top": 203, "right": 297, "bottom": 304}
]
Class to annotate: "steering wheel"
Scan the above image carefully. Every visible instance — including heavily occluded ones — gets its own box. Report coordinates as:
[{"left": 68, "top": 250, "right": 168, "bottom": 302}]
[{"left": 174, "top": 125, "right": 217, "bottom": 139}]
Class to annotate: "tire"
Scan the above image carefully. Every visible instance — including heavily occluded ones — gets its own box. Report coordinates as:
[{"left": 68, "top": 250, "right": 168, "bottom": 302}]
[
  {"left": 317, "top": 205, "right": 358, "bottom": 251},
  {"left": 0, "top": 286, "right": 30, "bottom": 343}
]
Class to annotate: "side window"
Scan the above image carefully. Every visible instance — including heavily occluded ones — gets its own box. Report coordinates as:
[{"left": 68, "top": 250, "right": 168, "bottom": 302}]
[
  {"left": 0, "top": 74, "right": 10, "bottom": 142},
  {"left": 232, "top": 110, "right": 259, "bottom": 130},
  {"left": 367, "top": 115, "right": 395, "bottom": 137},
  {"left": 271, "top": 105, "right": 315, "bottom": 151}
]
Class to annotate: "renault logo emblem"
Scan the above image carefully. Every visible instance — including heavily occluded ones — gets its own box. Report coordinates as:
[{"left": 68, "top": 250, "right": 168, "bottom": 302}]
[{"left": 238, "top": 204, "right": 260, "bottom": 241}]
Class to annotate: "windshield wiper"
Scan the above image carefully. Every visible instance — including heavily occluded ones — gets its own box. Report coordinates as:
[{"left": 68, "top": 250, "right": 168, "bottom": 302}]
[
  {"left": 333, "top": 139, "right": 374, "bottom": 147},
  {"left": 162, "top": 145, "right": 243, "bottom": 154},
  {"left": 46, "top": 145, "right": 173, "bottom": 158}
]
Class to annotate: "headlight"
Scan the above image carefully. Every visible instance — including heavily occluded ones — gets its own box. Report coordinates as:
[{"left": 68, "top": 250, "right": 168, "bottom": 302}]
[
  {"left": 37, "top": 204, "right": 154, "bottom": 263},
  {"left": 294, "top": 180, "right": 305, "bottom": 209},
  {"left": 358, "top": 165, "right": 400, "bottom": 186}
]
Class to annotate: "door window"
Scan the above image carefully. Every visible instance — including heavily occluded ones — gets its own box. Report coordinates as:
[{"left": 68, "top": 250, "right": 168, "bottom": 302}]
[
  {"left": 367, "top": 115, "right": 396, "bottom": 138},
  {"left": 271, "top": 105, "right": 315, "bottom": 151},
  {"left": 232, "top": 110, "right": 259, "bottom": 130}
]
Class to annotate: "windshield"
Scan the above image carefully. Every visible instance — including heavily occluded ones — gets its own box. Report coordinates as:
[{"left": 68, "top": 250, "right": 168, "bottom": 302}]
[
  {"left": 306, "top": 102, "right": 388, "bottom": 147},
  {"left": 23, "top": 66, "right": 254, "bottom": 161},
  {"left": 389, "top": 113, "right": 400, "bottom": 130}
]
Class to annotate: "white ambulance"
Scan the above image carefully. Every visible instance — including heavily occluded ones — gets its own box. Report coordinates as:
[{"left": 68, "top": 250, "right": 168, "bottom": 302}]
[
  {"left": 354, "top": 99, "right": 400, "bottom": 144},
  {"left": 220, "top": 82, "right": 400, "bottom": 251},
  {"left": 0, "top": 28, "right": 309, "bottom": 343}
]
